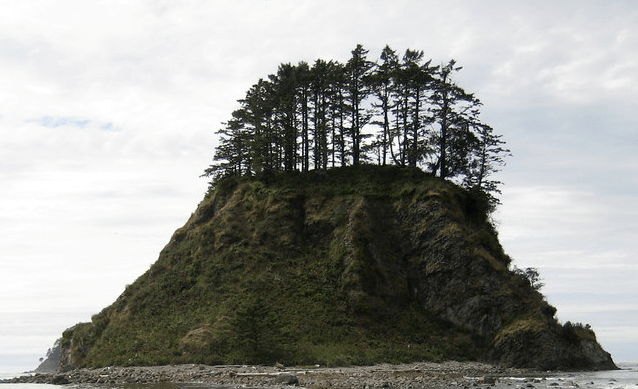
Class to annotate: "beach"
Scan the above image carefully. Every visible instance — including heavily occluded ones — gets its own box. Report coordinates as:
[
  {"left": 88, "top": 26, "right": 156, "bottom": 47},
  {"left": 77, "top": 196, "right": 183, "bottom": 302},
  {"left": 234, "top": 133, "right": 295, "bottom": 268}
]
[
  {"left": 3, "top": 361, "right": 636, "bottom": 389},
  {"left": 0, "top": 361, "right": 553, "bottom": 388}
]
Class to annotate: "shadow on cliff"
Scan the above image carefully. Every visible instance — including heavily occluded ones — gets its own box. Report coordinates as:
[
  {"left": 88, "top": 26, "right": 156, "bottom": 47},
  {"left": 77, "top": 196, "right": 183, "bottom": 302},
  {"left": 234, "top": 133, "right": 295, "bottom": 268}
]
[{"left": 56, "top": 165, "right": 616, "bottom": 371}]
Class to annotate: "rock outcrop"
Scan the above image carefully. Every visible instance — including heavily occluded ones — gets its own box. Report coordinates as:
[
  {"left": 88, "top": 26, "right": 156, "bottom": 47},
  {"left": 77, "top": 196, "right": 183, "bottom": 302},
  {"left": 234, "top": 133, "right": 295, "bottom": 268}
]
[
  {"left": 34, "top": 338, "right": 62, "bottom": 373},
  {"left": 57, "top": 166, "right": 616, "bottom": 371}
]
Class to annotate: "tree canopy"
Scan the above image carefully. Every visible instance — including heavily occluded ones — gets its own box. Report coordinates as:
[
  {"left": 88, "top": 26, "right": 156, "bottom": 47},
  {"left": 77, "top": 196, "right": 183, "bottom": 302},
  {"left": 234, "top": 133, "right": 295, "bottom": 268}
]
[{"left": 204, "top": 44, "right": 510, "bottom": 209}]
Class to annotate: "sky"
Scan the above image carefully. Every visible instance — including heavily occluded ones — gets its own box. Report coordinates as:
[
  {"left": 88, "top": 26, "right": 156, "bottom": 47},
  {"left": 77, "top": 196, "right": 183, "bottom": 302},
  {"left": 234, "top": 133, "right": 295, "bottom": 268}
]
[{"left": 1, "top": 0, "right": 637, "bottom": 373}]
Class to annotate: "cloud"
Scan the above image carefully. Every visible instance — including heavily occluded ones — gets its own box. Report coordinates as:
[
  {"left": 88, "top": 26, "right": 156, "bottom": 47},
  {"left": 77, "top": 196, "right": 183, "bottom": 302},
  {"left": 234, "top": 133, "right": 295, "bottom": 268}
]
[
  {"left": 462, "top": 2, "right": 638, "bottom": 107},
  {"left": 497, "top": 184, "right": 637, "bottom": 267},
  {"left": 498, "top": 186, "right": 609, "bottom": 237}
]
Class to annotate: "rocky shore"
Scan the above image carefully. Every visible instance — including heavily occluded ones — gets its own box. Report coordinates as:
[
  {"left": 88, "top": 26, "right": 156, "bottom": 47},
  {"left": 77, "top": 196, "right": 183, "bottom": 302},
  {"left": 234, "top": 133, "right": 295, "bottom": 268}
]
[{"left": 2, "top": 361, "right": 551, "bottom": 388}]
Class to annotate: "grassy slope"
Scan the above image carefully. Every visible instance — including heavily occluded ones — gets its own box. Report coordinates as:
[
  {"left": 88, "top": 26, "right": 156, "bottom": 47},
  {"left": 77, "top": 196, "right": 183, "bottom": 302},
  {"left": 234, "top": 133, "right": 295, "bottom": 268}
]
[{"left": 60, "top": 165, "right": 562, "bottom": 368}]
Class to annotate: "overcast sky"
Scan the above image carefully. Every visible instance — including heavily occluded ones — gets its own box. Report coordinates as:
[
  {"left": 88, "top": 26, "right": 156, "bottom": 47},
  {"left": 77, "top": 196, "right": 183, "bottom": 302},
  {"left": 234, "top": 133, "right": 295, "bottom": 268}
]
[{"left": 1, "top": 0, "right": 637, "bottom": 373}]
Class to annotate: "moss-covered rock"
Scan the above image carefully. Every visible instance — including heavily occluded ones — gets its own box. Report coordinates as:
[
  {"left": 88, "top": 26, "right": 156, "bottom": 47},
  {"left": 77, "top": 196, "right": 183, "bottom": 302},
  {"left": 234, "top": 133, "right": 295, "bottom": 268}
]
[{"left": 58, "top": 165, "right": 616, "bottom": 370}]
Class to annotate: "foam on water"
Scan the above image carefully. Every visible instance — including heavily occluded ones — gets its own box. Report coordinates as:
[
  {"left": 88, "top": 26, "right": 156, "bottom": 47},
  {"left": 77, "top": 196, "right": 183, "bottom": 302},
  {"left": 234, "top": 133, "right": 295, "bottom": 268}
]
[{"left": 497, "top": 362, "right": 638, "bottom": 389}]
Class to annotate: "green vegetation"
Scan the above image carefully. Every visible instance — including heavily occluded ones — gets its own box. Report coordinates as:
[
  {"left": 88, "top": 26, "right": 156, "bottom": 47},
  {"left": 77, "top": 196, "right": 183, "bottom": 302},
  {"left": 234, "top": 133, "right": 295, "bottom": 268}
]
[
  {"left": 59, "top": 166, "right": 615, "bottom": 370},
  {"left": 53, "top": 46, "right": 617, "bottom": 371},
  {"left": 203, "top": 45, "right": 510, "bottom": 209},
  {"left": 59, "top": 167, "right": 495, "bottom": 367}
]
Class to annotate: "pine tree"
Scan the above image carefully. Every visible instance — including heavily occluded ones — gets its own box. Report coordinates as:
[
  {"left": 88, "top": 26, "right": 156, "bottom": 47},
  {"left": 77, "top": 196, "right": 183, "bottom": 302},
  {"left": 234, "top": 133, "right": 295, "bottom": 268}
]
[
  {"left": 204, "top": 46, "right": 509, "bottom": 210},
  {"left": 429, "top": 60, "right": 482, "bottom": 179},
  {"left": 344, "top": 44, "right": 374, "bottom": 165},
  {"left": 370, "top": 45, "right": 399, "bottom": 166},
  {"left": 464, "top": 122, "right": 511, "bottom": 209},
  {"left": 310, "top": 59, "right": 334, "bottom": 170},
  {"left": 327, "top": 62, "right": 348, "bottom": 167},
  {"left": 269, "top": 63, "right": 299, "bottom": 171},
  {"left": 296, "top": 62, "right": 312, "bottom": 172},
  {"left": 203, "top": 115, "right": 247, "bottom": 181},
  {"left": 400, "top": 49, "right": 436, "bottom": 166}
]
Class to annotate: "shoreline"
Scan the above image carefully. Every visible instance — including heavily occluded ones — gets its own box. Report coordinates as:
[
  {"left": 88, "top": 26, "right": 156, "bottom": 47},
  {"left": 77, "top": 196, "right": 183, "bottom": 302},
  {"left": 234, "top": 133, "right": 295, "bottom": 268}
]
[{"left": 1, "top": 361, "right": 549, "bottom": 388}]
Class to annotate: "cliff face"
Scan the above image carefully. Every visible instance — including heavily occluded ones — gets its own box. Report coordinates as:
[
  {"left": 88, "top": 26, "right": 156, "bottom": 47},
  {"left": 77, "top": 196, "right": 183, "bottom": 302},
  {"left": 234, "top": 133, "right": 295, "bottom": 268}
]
[{"left": 58, "top": 166, "right": 616, "bottom": 371}]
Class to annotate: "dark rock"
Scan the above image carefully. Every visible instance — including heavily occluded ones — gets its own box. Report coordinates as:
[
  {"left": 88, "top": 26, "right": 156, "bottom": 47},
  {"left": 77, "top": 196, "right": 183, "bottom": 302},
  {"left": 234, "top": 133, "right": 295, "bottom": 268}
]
[
  {"left": 51, "top": 374, "right": 70, "bottom": 385},
  {"left": 34, "top": 338, "right": 62, "bottom": 373},
  {"left": 486, "top": 327, "right": 616, "bottom": 370},
  {"left": 274, "top": 373, "right": 298, "bottom": 385},
  {"left": 480, "top": 376, "right": 497, "bottom": 385}
]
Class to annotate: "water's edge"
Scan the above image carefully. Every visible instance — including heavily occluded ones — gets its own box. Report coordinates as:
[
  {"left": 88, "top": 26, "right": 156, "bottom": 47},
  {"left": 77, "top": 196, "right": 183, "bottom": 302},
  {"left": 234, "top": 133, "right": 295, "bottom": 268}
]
[{"left": 2, "top": 361, "right": 635, "bottom": 389}]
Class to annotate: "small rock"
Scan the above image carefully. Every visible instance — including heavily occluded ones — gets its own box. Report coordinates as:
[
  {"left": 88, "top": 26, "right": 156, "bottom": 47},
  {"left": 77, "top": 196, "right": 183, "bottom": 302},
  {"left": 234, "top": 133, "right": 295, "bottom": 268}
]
[
  {"left": 481, "top": 376, "right": 497, "bottom": 385},
  {"left": 274, "top": 373, "right": 298, "bottom": 385},
  {"left": 51, "top": 375, "right": 70, "bottom": 385}
]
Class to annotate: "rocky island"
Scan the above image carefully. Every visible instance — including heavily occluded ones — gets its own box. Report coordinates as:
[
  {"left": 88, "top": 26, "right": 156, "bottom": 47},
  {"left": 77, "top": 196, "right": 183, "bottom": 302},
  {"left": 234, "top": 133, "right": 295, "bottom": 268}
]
[
  {"left": 48, "top": 166, "right": 615, "bottom": 372},
  {"left": 26, "top": 45, "right": 617, "bottom": 379}
]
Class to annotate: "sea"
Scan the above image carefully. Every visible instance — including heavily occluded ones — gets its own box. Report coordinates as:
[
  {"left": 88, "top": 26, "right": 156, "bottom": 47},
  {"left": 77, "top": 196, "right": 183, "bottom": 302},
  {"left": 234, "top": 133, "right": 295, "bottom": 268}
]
[
  {"left": 1, "top": 362, "right": 637, "bottom": 389},
  {"left": 496, "top": 361, "right": 638, "bottom": 389}
]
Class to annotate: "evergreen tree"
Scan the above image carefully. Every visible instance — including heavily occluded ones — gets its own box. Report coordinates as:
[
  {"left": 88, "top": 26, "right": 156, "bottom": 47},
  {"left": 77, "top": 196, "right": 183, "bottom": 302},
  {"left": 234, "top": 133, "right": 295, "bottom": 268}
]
[
  {"left": 369, "top": 45, "right": 399, "bottom": 166},
  {"left": 399, "top": 49, "right": 435, "bottom": 167},
  {"left": 204, "top": 46, "right": 510, "bottom": 211},
  {"left": 310, "top": 59, "right": 334, "bottom": 170},
  {"left": 327, "top": 62, "right": 348, "bottom": 167},
  {"left": 231, "top": 295, "right": 283, "bottom": 362},
  {"left": 464, "top": 122, "right": 511, "bottom": 208},
  {"left": 429, "top": 60, "right": 482, "bottom": 179},
  {"left": 238, "top": 79, "right": 278, "bottom": 175},
  {"left": 296, "top": 61, "right": 312, "bottom": 172},
  {"left": 269, "top": 63, "right": 300, "bottom": 172},
  {"left": 203, "top": 114, "right": 248, "bottom": 181},
  {"left": 344, "top": 44, "right": 374, "bottom": 165}
]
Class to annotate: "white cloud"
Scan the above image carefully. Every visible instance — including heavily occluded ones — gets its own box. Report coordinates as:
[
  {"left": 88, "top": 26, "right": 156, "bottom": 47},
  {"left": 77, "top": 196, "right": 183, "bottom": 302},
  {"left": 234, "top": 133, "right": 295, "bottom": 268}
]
[
  {"left": 498, "top": 186, "right": 608, "bottom": 238},
  {"left": 464, "top": 2, "right": 638, "bottom": 113},
  {"left": 497, "top": 184, "right": 637, "bottom": 270}
]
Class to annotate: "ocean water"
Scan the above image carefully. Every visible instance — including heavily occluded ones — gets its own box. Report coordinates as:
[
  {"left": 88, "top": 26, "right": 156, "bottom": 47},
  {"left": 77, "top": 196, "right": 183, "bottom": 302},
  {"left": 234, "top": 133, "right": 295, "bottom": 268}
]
[
  {"left": 1, "top": 363, "right": 637, "bottom": 389},
  {"left": 0, "top": 372, "right": 58, "bottom": 389},
  {"left": 496, "top": 362, "right": 638, "bottom": 389}
]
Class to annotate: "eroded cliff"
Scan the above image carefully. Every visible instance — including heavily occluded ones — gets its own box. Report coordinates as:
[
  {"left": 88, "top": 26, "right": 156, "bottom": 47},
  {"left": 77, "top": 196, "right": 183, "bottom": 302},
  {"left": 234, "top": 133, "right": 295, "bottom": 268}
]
[{"left": 59, "top": 166, "right": 616, "bottom": 370}]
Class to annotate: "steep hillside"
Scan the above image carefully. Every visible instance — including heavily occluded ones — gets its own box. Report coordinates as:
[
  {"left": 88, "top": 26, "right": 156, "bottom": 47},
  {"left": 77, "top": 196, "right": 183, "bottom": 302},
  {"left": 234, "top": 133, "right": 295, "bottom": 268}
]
[{"left": 58, "top": 166, "right": 616, "bottom": 370}]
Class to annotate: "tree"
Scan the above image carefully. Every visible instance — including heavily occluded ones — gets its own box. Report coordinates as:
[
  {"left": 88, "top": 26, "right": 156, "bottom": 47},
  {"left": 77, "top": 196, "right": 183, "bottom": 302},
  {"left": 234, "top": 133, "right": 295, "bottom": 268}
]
[
  {"left": 399, "top": 49, "right": 435, "bottom": 166},
  {"left": 296, "top": 61, "right": 312, "bottom": 172},
  {"left": 204, "top": 46, "right": 510, "bottom": 210},
  {"left": 344, "top": 44, "right": 374, "bottom": 165},
  {"left": 239, "top": 79, "right": 278, "bottom": 175},
  {"left": 369, "top": 45, "right": 399, "bottom": 165},
  {"left": 429, "top": 60, "right": 482, "bottom": 179},
  {"left": 269, "top": 63, "right": 300, "bottom": 172},
  {"left": 203, "top": 106, "right": 257, "bottom": 182},
  {"left": 231, "top": 295, "right": 283, "bottom": 362},
  {"left": 513, "top": 266, "right": 544, "bottom": 291},
  {"left": 464, "top": 122, "right": 511, "bottom": 209},
  {"left": 327, "top": 62, "right": 348, "bottom": 167},
  {"left": 310, "top": 59, "right": 335, "bottom": 170}
]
